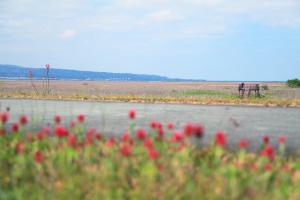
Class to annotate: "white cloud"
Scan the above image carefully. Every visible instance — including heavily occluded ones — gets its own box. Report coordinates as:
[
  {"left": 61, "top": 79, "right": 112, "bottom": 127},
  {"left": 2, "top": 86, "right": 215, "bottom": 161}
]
[
  {"left": 148, "top": 10, "right": 181, "bottom": 22},
  {"left": 0, "top": 0, "right": 300, "bottom": 41},
  {"left": 60, "top": 30, "right": 76, "bottom": 39}
]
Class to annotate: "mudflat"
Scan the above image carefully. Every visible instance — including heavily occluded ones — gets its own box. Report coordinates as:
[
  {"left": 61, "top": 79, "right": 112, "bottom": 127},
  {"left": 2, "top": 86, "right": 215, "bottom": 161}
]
[{"left": 0, "top": 80, "right": 300, "bottom": 106}]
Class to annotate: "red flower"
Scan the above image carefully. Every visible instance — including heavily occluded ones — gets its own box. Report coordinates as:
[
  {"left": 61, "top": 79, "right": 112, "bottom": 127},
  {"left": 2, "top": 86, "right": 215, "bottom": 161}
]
[
  {"left": 183, "top": 123, "right": 204, "bottom": 138},
  {"left": 264, "top": 163, "right": 272, "bottom": 171},
  {"left": 86, "top": 128, "right": 96, "bottom": 135},
  {"left": 282, "top": 164, "right": 289, "bottom": 172},
  {"left": 16, "top": 141, "right": 25, "bottom": 154},
  {"left": 77, "top": 114, "right": 85, "bottom": 123},
  {"left": 106, "top": 137, "right": 115, "bottom": 147},
  {"left": 11, "top": 123, "right": 19, "bottom": 132},
  {"left": 136, "top": 129, "right": 146, "bottom": 140},
  {"left": 68, "top": 134, "right": 77, "bottom": 147},
  {"left": 215, "top": 131, "right": 227, "bottom": 147},
  {"left": 95, "top": 133, "right": 102, "bottom": 140},
  {"left": 128, "top": 109, "right": 136, "bottom": 119},
  {"left": 278, "top": 136, "right": 286, "bottom": 144},
  {"left": 120, "top": 144, "right": 132, "bottom": 157},
  {"left": 167, "top": 123, "right": 174, "bottom": 130},
  {"left": 150, "top": 121, "right": 158, "bottom": 129},
  {"left": 0, "top": 112, "right": 9, "bottom": 124},
  {"left": 70, "top": 120, "right": 76, "bottom": 128},
  {"left": 54, "top": 115, "right": 62, "bottom": 124},
  {"left": 250, "top": 163, "right": 258, "bottom": 172},
  {"left": 148, "top": 148, "right": 159, "bottom": 160},
  {"left": 193, "top": 124, "right": 204, "bottom": 138},
  {"left": 42, "top": 127, "right": 50, "bottom": 135},
  {"left": 55, "top": 126, "right": 69, "bottom": 138},
  {"left": 157, "top": 122, "right": 163, "bottom": 130},
  {"left": 121, "top": 131, "right": 130, "bottom": 142},
  {"left": 85, "top": 128, "right": 95, "bottom": 145},
  {"left": 26, "top": 133, "right": 33, "bottom": 141},
  {"left": 36, "top": 131, "right": 45, "bottom": 141},
  {"left": 19, "top": 115, "right": 28, "bottom": 125},
  {"left": 157, "top": 127, "right": 165, "bottom": 139},
  {"left": 144, "top": 138, "right": 153, "bottom": 149},
  {"left": 239, "top": 139, "right": 249, "bottom": 149},
  {"left": 263, "top": 135, "right": 269, "bottom": 144},
  {"left": 172, "top": 131, "right": 183, "bottom": 142},
  {"left": 34, "top": 151, "right": 44, "bottom": 163},
  {"left": 184, "top": 123, "right": 194, "bottom": 136},
  {"left": 261, "top": 145, "right": 275, "bottom": 161},
  {"left": 261, "top": 145, "right": 273, "bottom": 156}
]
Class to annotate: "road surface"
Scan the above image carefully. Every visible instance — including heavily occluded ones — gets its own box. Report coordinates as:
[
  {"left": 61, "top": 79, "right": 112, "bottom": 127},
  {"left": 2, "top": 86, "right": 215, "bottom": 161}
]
[{"left": 1, "top": 99, "right": 300, "bottom": 152}]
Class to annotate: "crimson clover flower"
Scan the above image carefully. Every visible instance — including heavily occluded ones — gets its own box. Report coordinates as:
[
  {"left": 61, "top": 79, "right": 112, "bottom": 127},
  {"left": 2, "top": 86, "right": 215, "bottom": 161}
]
[
  {"left": 167, "top": 123, "right": 174, "bottom": 130},
  {"left": 95, "top": 133, "right": 102, "bottom": 140},
  {"left": 34, "top": 151, "right": 44, "bottom": 163},
  {"left": 106, "top": 137, "right": 116, "bottom": 147},
  {"left": 148, "top": 148, "right": 159, "bottom": 160},
  {"left": 54, "top": 115, "right": 62, "bottom": 124},
  {"left": 136, "top": 128, "right": 146, "bottom": 140},
  {"left": 11, "top": 123, "right": 20, "bottom": 132},
  {"left": 215, "top": 131, "right": 227, "bottom": 147},
  {"left": 183, "top": 123, "right": 204, "bottom": 138},
  {"left": 121, "top": 131, "right": 130, "bottom": 142},
  {"left": 264, "top": 163, "right": 272, "bottom": 171},
  {"left": 15, "top": 141, "right": 25, "bottom": 154},
  {"left": 77, "top": 114, "right": 85, "bottom": 123},
  {"left": 68, "top": 134, "right": 77, "bottom": 147},
  {"left": 150, "top": 121, "right": 158, "bottom": 129},
  {"left": 128, "top": 109, "right": 136, "bottom": 119},
  {"left": 55, "top": 126, "right": 69, "bottom": 138},
  {"left": 239, "top": 139, "right": 249, "bottom": 149},
  {"left": 278, "top": 136, "right": 286, "bottom": 144},
  {"left": 172, "top": 131, "right": 183, "bottom": 142},
  {"left": 144, "top": 138, "right": 153, "bottom": 149},
  {"left": 193, "top": 124, "right": 204, "bottom": 138},
  {"left": 19, "top": 115, "right": 28, "bottom": 125},
  {"left": 120, "top": 144, "right": 132, "bottom": 157},
  {"left": 36, "top": 131, "right": 46, "bottom": 141},
  {"left": 263, "top": 135, "right": 269, "bottom": 144},
  {"left": 261, "top": 145, "right": 275, "bottom": 161},
  {"left": 0, "top": 112, "right": 9, "bottom": 124}
]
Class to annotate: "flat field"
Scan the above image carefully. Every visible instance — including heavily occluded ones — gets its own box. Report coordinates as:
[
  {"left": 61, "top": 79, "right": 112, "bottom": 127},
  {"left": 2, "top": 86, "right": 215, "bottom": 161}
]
[{"left": 1, "top": 80, "right": 300, "bottom": 106}]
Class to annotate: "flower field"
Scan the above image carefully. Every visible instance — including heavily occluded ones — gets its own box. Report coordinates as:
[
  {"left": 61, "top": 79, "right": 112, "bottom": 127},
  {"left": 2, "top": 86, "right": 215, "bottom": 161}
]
[{"left": 0, "top": 110, "right": 300, "bottom": 200}]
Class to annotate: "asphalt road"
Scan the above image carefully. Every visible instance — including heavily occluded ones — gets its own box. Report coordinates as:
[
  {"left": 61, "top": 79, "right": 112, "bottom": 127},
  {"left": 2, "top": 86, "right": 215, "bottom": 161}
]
[{"left": 1, "top": 99, "right": 300, "bottom": 152}]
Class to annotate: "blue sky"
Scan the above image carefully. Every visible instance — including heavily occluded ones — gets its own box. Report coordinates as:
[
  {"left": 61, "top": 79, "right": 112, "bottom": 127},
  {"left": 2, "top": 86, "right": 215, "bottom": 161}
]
[{"left": 0, "top": 0, "right": 300, "bottom": 81}]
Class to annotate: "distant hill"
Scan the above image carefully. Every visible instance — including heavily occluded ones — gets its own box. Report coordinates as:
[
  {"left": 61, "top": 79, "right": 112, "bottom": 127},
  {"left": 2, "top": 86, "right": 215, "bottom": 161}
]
[{"left": 0, "top": 64, "right": 203, "bottom": 82}]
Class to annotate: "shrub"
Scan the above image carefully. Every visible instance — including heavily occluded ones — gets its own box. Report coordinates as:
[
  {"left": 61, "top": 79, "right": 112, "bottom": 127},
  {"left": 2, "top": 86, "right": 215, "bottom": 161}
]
[
  {"left": 287, "top": 78, "right": 300, "bottom": 88},
  {"left": 261, "top": 84, "right": 269, "bottom": 90}
]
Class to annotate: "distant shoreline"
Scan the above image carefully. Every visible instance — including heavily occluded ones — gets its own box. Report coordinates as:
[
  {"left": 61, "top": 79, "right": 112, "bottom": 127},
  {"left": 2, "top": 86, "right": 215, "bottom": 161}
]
[{"left": 0, "top": 78, "right": 285, "bottom": 83}]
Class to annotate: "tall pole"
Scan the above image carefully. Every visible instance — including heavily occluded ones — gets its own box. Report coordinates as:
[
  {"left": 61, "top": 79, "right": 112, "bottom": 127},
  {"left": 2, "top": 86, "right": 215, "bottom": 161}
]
[{"left": 45, "top": 64, "right": 50, "bottom": 94}]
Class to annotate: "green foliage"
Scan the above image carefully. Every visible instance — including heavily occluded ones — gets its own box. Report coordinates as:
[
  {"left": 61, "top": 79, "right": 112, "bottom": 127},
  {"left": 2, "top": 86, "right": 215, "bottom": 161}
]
[
  {"left": 182, "top": 90, "right": 227, "bottom": 96},
  {"left": 0, "top": 112, "right": 299, "bottom": 199},
  {"left": 181, "top": 90, "right": 238, "bottom": 99},
  {"left": 287, "top": 79, "right": 300, "bottom": 88},
  {"left": 261, "top": 84, "right": 269, "bottom": 90}
]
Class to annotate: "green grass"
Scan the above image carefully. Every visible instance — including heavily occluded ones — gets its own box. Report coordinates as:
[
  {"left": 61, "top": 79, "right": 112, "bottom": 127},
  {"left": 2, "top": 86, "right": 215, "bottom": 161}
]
[{"left": 180, "top": 90, "right": 238, "bottom": 99}]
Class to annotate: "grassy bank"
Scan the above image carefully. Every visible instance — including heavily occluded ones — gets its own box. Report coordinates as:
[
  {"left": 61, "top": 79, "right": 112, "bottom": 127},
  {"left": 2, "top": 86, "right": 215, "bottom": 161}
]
[{"left": 1, "top": 92, "right": 300, "bottom": 107}]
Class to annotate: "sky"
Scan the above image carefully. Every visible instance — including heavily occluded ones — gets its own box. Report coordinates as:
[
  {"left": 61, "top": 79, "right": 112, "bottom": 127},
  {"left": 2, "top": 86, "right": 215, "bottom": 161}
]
[{"left": 0, "top": 0, "right": 300, "bottom": 81}]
